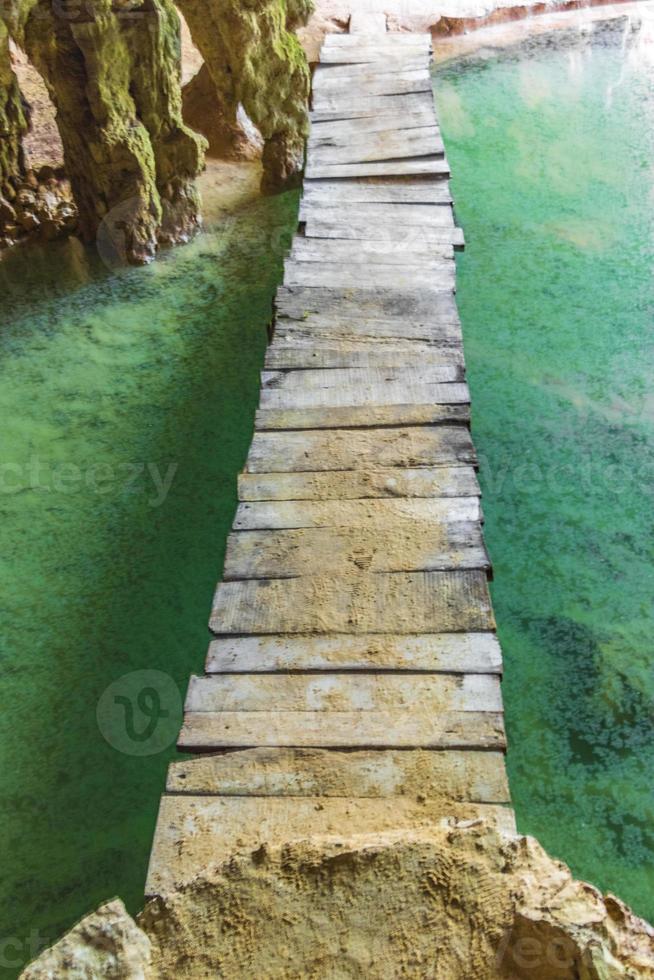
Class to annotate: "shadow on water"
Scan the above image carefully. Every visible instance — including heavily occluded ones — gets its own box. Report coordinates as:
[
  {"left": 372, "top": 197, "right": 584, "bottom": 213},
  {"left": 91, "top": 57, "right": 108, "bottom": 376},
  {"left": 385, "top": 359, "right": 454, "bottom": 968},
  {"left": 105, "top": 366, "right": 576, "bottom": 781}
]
[{"left": 0, "top": 174, "right": 298, "bottom": 976}]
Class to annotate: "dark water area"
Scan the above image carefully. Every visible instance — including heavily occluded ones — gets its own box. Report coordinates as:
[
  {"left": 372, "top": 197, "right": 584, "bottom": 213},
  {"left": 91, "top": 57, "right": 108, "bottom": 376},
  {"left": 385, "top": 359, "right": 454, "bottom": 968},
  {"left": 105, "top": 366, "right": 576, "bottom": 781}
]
[
  {"left": 435, "top": 17, "right": 654, "bottom": 921},
  {"left": 0, "top": 168, "right": 298, "bottom": 976}
]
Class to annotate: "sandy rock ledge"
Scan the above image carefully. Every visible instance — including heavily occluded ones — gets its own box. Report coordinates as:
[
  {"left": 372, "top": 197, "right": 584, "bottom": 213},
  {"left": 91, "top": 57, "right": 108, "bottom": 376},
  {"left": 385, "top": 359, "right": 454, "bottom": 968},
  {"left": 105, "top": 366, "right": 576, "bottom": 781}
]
[{"left": 20, "top": 824, "right": 654, "bottom": 979}]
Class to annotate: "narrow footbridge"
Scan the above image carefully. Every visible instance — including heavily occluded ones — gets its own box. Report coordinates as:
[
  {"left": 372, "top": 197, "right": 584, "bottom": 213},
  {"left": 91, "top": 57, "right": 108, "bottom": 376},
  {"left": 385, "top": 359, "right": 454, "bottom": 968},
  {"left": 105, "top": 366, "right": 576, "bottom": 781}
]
[{"left": 146, "top": 16, "right": 514, "bottom": 897}]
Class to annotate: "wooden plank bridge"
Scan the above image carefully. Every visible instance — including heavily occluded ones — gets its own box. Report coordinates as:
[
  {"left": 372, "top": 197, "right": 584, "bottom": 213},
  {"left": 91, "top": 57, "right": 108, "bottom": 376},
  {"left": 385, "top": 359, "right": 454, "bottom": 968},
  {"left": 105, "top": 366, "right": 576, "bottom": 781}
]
[{"left": 146, "top": 14, "right": 514, "bottom": 898}]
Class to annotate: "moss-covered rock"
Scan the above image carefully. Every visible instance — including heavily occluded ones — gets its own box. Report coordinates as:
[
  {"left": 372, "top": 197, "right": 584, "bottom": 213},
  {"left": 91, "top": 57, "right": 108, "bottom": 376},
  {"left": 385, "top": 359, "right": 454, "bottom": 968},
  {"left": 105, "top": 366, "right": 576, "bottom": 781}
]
[
  {"left": 0, "top": 19, "right": 28, "bottom": 198},
  {"left": 182, "top": 63, "right": 263, "bottom": 162},
  {"left": 5, "top": 0, "right": 204, "bottom": 263},
  {"left": 177, "top": 0, "right": 312, "bottom": 192}
]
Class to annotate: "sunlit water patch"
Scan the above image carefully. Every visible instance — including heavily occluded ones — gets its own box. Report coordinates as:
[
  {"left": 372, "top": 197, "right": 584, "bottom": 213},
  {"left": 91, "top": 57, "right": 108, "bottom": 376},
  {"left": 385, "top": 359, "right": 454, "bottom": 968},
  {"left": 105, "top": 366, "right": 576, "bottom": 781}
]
[
  {"left": 435, "top": 17, "right": 654, "bottom": 920},
  {"left": 0, "top": 163, "right": 298, "bottom": 976}
]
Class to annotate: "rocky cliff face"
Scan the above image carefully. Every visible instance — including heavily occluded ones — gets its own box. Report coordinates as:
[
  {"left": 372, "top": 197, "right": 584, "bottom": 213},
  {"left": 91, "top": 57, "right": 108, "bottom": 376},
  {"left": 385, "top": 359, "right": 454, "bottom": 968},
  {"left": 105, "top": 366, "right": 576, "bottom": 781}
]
[
  {"left": 20, "top": 823, "right": 654, "bottom": 979},
  {"left": 3, "top": 0, "right": 205, "bottom": 263},
  {"left": 0, "top": 20, "right": 28, "bottom": 196},
  {"left": 176, "top": 0, "right": 312, "bottom": 193}
]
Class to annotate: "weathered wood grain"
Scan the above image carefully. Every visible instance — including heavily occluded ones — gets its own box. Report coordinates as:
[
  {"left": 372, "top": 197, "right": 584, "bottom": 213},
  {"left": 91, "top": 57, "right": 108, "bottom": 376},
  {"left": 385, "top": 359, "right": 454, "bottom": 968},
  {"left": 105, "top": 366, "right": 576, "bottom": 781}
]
[
  {"left": 301, "top": 177, "right": 451, "bottom": 205},
  {"left": 283, "top": 260, "right": 455, "bottom": 290},
  {"left": 232, "top": 496, "right": 481, "bottom": 530},
  {"left": 237, "top": 465, "right": 481, "bottom": 501},
  {"left": 306, "top": 157, "right": 450, "bottom": 180},
  {"left": 313, "top": 70, "right": 432, "bottom": 101},
  {"left": 310, "top": 93, "right": 435, "bottom": 123},
  {"left": 146, "top": 795, "right": 515, "bottom": 895},
  {"left": 255, "top": 403, "right": 470, "bottom": 430},
  {"left": 223, "top": 521, "right": 489, "bottom": 578},
  {"left": 303, "top": 219, "right": 463, "bottom": 246},
  {"left": 307, "top": 129, "right": 443, "bottom": 166},
  {"left": 276, "top": 285, "right": 460, "bottom": 322},
  {"left": 265, "top": 339, "right": 465, "bottom": 370},
  {"left": 309, "top": 113, "right": 439, "bottom": 141},
  {"left": 166, "top": 747, "right": 510, "bottom": 803},
  {"left": 261, "top": 366, "right": 464, "bottom": 390},
  {"left": 299, "top": 202, "right": 454, "bottom": 227},
  {"left": 259, "top": 379, "right": 468, "bottom": 410},
  {"left": 246, "top": 425, "right": 476, "bottom": 472},
  {"left": 209, "top": 569, "right": 494, "bottom": 635}
]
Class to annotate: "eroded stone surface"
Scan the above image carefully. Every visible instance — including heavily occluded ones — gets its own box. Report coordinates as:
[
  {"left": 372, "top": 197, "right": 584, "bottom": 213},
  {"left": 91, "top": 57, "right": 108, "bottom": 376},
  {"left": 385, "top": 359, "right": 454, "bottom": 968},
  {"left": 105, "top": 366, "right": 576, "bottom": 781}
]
[{"left": 20, "top": 899, "right": 152, "bottom": 980}]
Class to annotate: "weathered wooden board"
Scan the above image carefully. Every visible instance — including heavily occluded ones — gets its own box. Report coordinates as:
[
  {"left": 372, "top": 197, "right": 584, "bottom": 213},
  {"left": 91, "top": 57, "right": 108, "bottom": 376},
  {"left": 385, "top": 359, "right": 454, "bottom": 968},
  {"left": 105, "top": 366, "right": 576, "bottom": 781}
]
[
  {"left": 283, "top": 260, "right": 455, "bottom": 290},
  {"left": 323, "top": 33, "right": 431, "bottom": 49},
  {"left": 306, "top": 157, "right": 449, "bottom": 180},
  {"left": 273, "top": 319, "right": 462, "bottom": 345},
  {"left": 185, "top": 673, "right": 502, "bottom": 713},
  {"left": 304, "top": 219, "right": 463, "bottom": 247},
  {"left": 255, "top": 403, "right": 470, "bottom": 430},
  {"left": 223, "top": 521, "right": 489, "bottom": 578},
  {"left": 300, "top": 202, "right": 454, "bottom": 227},
  {"left": 301, "top": 177, "right": 451, "bottom": 205},
  {"left": 261, "top": 366, "right": 464, "bottom": 389},
  {"left": 205, "top": 631, "right": 501, "bottom": 674},
  {"left": 309, "top": 113, "right": 439, "bottom": 141},
  {"left": 265, "top": 339, "right": 465, "bottom": 370},
  {"left": 290, "top": 238, "right": 454, "bottom": 267},
  {"left": 276, "top": 285, "right": 460, "bottom": 322},
  {"left": 246, "top": 425, "right": 476, "bottom": 472},
  {"left": 313, "top": 70, "right": 431, "bottom": 100},
  {"left": 259, "top": 379, "right": 468, "bottom": 410},
  {"left": 167, "top": 747, "right": 511, "bottom": 803},
  {"left": 209, "top": 569, "right": 494, "bottom": 635},
  {"left": 237, "top": 465, "right": 481, "bottom": 501},
  {"left": 307, "top": 129, "right": 443, "bottom": 166},
  {"left": 310, "top": 92, "right": 434, "bottom": 123},
  {"left": 179, "top": 709, "right": 505, "bottom": 750},
  {"left": 233, "top": 496, "right": 481, "bottom": 530},
  {"left": 146, "top": 795, "right": 515, "bottom": 895},
  {"left": 313, "top": 59, "right": 429, "bottom": 82}
]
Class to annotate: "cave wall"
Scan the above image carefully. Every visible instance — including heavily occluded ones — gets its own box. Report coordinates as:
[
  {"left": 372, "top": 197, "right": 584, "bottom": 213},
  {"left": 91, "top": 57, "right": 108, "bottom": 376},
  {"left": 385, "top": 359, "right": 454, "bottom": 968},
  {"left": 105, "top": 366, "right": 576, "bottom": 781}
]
[
  {"left": 0, "top": 18, "right": 28, "bottom": 196},
  {"left": 176, "top": 0, "right": 312, "bottom": 192}
]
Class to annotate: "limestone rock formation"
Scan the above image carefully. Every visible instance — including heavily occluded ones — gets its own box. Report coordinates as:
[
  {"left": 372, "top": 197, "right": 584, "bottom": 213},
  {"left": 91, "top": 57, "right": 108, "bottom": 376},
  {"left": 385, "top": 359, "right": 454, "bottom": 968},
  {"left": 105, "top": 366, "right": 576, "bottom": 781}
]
[
  {"left": 20, "top": 899, "right": 152, "bottom": 980},
  {"left": 4, "top": 0, "right": 205, "bottom": 264},
  {"left": 139, "top": 824, "right": 654, "bottom": 979},
  {"left": 176, "top": 0, "right": 312, "bottom": 192},
  {"left": 182, "top": 64, "right": 263, "bottom": 162},
  {"left": 0, "top": 20, "right": 29, "bottom": 241},
  {"left": 20, "top": 824, "right": 654, "bottom": 978}
]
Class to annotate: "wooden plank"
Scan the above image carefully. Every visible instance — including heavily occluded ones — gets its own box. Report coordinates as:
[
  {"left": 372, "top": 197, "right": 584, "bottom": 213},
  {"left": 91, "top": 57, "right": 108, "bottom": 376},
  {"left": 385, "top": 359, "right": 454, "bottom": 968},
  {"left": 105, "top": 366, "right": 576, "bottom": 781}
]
[
  {"left": 304, "top": 219, "right": 463, "bottom": 247},
  {"left": 205, "top": 631, "right": 501, "bottom": 673},
  {"left": 300, "top": 202, "right": 454, "bottom": 227},
  {"left": 310, "top": 93, "right": 435, "bottom": 123},
  {"left": 307, "top": 130, "right": 444, "bottom": 166},
  {"left": 313, "top": 73, "right": 432, "bottom": 104},
  {"left": 290, "top": 238, "right": 454, "bottom": 267},
  {"left": 255, "top": 402, "right": 470, "bottom": 430},
  {"left": 301, "top": 177, "right": 451, "bottom": 205},
  {"left": 306, "top": 157, "right": 449, "bottom": 180},
  {"left": 237, "top": 465, "right": 481, "bottom": 501},
  {"left": 185, "top": 673, "right": 502, "bottom": 713},
  {"left": 246, "top": 425, "right": 476, "bottom": 472},
  {"left": 146, "top": 796, "right": 515, "bottom": 895},
  {"left": 232, "top": 496, "right": 481, "bottom": 530},
  {"left": 179, "top": 709, "right": 505, "bottom": 750},
  {"left": 166, "top": 747, "right": 511, "bottom": 803},
  {"left": 223, "top": 522, "right": 489, "bottom": 578},
  {"left": 265, "top": 339, "right": 465, "bottom": 370},
  {"left": 209, "top": 569, "right": 494, "bottom": 635},
  {"left": 283, "top": 260, "right": 455, "bottom": 290},
  {"left": 258, "top": 379, "right": 469, "bottom": 409},
  {"left": 276, "top": 285, "right": 460, "bottom": 322},
  {"left": 323, "top": 33, "right": 431, "bottom": 47},
  {"left": 261, "top": 366, "right": 464, "bottom": 389},
  {"left": 313, "top": 58, "right": 429, "bottom": 81},
  {"left": 309, "top": 113, "right": 438, "bottom": 141},
  {"left": 273, "top": 319, "right": 462, "bottom": 345}
]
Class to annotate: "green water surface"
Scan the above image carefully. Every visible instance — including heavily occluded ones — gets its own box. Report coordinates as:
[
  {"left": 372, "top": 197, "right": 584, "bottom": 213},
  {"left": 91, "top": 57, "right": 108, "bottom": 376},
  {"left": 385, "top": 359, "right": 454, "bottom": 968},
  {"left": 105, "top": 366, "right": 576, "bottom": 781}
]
[
  {"left": 0, "top": 172, "right": 298, "bottom": 975},
  {"left": 435, "top": 19, "right": 654, "bottom": 921}
]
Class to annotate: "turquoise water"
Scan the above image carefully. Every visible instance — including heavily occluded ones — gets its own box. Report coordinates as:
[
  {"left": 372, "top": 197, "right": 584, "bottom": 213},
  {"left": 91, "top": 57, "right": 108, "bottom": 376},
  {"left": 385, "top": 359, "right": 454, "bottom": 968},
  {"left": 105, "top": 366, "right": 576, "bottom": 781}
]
[
  {"left": 435, "top": 19, "right": 654, "bottom": 921},
  {"left": 0, "top": 169, "right": 298, "bottom": 976}
]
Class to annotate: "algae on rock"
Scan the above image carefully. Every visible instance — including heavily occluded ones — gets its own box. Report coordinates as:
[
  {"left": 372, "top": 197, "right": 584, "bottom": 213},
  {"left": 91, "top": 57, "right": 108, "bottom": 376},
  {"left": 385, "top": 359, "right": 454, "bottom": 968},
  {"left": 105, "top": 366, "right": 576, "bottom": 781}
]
[
  {"left": 0, "top": 20, "right": 28, "bottom": 197},
  {"left": 7, "top": 0, "right": 205, "bottom": 263},
  {"left": 176, "top": 0, "right": 312, "bottom": 192}
]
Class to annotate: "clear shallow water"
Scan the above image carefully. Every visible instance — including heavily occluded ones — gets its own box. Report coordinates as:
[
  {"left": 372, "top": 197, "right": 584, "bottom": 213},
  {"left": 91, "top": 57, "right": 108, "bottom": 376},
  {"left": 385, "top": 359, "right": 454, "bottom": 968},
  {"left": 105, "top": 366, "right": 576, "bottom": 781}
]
[
  {"left": 435, "top": 18, "right": 654, "bottom": 921},
  {"left": 0, "top": 169, "right": 298, "bottom": 975}
]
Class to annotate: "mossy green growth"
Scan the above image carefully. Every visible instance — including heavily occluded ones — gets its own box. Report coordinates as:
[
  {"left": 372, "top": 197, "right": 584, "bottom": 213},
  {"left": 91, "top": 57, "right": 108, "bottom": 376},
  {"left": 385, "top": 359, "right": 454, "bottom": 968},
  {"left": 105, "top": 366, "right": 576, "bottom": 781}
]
[
  {"left": 5, "top": 0, "right": 204, "bottom": 263},
  {"left": 0, "top": 19, "right": 28, "bottom": 196},
  {"left": 177, "top": 0, "right": 312, "bottom": 191}
]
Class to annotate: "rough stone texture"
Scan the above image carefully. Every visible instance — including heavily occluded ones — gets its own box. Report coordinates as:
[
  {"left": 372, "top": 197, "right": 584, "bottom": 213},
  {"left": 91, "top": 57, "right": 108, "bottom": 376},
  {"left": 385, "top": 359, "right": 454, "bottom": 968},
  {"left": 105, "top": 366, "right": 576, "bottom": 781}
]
[
  {"left": 5, "top": 0, "right": 205, "bottom": 263},
  {"left": 0, "top": 20, "right": 28, "bottom": 196},
  {"left": 182, "top": 64, "right": 263, "bottom": 161},
  {"left": 177, "top": 0, "right": 312, "bottom": 192},
  {"left": 20, "top": 899, "right": 152, "bottom": 980},
  {"left": 1, "top": 165, "right": 77, "bottom": 250},
  {"left": 140, "top": 824, "right": 654, "bottom": 979}
]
